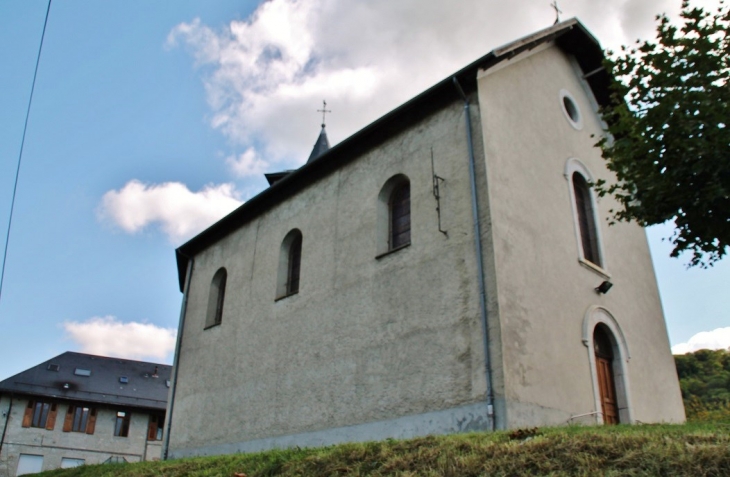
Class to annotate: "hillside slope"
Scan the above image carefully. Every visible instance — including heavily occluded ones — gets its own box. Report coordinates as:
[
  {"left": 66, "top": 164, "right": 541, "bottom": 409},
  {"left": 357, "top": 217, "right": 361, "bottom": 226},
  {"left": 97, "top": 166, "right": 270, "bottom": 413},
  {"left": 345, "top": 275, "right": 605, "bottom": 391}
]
[{"left": 40, "top": 423, "right": 730, "bottom": 477}]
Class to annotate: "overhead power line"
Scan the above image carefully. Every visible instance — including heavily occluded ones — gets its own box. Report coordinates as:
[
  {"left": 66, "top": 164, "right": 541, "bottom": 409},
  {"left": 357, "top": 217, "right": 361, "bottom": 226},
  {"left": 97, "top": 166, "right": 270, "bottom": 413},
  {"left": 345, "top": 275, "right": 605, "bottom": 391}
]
[{"left": 0, "top": 0, "right": 53, "bottom": 303}]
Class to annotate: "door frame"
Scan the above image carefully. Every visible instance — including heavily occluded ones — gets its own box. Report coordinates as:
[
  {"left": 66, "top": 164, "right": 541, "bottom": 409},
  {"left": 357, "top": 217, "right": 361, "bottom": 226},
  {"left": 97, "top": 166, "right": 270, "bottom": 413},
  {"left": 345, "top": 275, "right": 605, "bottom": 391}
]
[{"left": 582, "top": 306, "right": 633, "bottom": 424}]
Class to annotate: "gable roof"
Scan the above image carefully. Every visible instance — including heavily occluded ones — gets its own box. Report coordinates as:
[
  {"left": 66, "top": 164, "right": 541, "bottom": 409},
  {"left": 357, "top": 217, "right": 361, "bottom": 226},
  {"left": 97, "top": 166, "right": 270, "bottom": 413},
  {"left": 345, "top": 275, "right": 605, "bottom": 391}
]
[
  {"left": 0, "top": 352, "right": 171, "bottom": 411},
  {"left": 175, "top": 18, "right": 610, "bottom": 291}
]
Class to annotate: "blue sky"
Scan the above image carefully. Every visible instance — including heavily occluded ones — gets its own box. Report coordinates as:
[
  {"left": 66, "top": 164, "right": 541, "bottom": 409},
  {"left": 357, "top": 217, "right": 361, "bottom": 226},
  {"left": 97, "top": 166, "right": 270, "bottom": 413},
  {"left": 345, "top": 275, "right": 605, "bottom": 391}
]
[{"left": 0, "top": 0, "right": 727, "bottom": 381}]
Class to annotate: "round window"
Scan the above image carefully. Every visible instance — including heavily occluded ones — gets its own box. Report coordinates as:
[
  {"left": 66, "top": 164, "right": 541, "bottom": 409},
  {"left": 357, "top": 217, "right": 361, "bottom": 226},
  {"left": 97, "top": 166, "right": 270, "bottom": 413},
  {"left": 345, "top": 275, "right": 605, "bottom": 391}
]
[{"left": 559, "top": 89, "right": 583, "bottom": 130}]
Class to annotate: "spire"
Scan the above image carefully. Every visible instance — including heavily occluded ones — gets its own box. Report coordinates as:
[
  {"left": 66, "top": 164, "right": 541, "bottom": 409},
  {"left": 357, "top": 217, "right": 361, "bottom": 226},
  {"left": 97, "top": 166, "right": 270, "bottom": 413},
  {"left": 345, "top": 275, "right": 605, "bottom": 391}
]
[
  {"left": 307, "top": 100, "right": 331, "bottom": 163},
  {"left": 307, "top": 125, "right": 330, "bottom": 163}
]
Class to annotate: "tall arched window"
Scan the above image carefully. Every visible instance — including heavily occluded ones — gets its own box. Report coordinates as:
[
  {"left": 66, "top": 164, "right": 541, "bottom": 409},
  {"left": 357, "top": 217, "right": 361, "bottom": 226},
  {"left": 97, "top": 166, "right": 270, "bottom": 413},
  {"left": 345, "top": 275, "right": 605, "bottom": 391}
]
[
  {"left": 390, "top": 182, "right": 411, "bottom": 250},
  {"left": 277, "top": 229, "right": 303, "bottom": 299},
  {"left": 287, "top": 233, "right": 302, "bottom": 294},
  {"left": 205, "top": 268, "right": 227, "bottom": 329},
  {"left": 572, "top": 172, "right": 601, "bottom": 266},
  {"left": 377, "top": 174, "right": 411, "bottom": 256}
]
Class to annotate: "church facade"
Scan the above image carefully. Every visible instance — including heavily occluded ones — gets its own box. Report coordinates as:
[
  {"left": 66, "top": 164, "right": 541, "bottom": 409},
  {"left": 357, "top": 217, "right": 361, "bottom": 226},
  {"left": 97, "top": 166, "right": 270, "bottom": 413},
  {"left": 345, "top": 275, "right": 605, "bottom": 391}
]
[{"left": 164, "top": 19, "right": 685, "bottom": 459}]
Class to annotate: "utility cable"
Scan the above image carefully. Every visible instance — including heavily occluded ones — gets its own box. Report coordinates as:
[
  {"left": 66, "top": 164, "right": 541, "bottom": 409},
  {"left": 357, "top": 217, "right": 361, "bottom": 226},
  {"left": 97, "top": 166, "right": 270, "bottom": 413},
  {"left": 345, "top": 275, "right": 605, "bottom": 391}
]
[{"left": 0, "top": 0, "right": 53, "bottom": 303}]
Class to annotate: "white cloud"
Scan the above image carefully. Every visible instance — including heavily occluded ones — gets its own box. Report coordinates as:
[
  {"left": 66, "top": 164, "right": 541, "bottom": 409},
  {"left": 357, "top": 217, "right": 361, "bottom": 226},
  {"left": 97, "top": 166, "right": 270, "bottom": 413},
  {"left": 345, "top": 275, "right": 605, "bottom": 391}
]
[
  {"left": 63, "top": 316, "right": 177, "bottom": 362},
  {"left": 672, "top": 327, "right": 730, "bottom": 354},
  {"left": 167, "top": 0, "right": 723, "bottom": 173},
  {"left": 226, "top": 148, "right": 268, "bottom": 178},
  {"left": 98, "top": 180, "right": 243, "bottom": 243}
]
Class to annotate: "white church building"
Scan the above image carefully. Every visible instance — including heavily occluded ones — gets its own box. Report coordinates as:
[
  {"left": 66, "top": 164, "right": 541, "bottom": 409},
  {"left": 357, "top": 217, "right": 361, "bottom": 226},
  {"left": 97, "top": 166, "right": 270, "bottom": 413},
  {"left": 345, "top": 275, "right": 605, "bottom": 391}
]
[{"left": 163, "top": 18, "right": 685, "bottom": 459}]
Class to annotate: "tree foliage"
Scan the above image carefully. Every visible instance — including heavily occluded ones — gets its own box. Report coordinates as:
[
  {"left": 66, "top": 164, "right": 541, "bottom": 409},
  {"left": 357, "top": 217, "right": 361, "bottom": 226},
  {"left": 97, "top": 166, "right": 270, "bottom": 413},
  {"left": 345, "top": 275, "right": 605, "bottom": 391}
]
[
  {"left": 596, "top": 1, "right": 730, "bottom": 267},
  {"left": 675, "top": 348, "right": 730, "bottom": 420}
]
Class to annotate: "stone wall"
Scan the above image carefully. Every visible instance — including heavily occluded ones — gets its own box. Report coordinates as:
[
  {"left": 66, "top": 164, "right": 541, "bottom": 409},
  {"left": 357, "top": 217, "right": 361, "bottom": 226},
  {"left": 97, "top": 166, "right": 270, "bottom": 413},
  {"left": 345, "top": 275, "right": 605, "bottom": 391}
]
[
  {"left": 476, "top": 43, "right": 685, "bottom": 426},
  {"left": 168, "top": 96, "right": 494, "bottom": 457},
  {"left": 0, "top": 395, "right": 162, "bottom": 477}
]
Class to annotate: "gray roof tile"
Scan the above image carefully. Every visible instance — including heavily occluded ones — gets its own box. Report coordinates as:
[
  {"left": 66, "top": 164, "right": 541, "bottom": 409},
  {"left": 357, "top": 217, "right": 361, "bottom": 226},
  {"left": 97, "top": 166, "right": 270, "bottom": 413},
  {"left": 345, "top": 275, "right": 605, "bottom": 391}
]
[{"left": 0, "top": 352, "right": 171, "bottom": 411}]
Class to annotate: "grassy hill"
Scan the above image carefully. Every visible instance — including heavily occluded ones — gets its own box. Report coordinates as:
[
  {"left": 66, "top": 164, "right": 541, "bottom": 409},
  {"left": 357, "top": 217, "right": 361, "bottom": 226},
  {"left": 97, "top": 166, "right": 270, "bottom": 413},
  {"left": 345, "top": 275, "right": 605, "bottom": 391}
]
[{"left": 40, "top": 422, "right": 730, "bottom": 477}]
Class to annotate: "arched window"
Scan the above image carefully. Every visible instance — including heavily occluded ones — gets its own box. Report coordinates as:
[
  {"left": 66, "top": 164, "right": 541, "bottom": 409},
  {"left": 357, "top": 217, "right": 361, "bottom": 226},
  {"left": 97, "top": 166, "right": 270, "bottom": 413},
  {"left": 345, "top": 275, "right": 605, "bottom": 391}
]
[
  {"left": 277, "top": 229, "right": 303, "bottom": 299},
  {"left": 565, "top": 159, "right": 604, "bottom": 269},
  {"left": 205, "top": 268, "right": 227, "bottom": 329},
  {"left": 572, "top": 172, "right": 601, "bottom": 266},
  {"left": 390, "top": 182, "right": 411, "bottom": 250},
  {"left": 377, "top": 174, "right": 411, "bottom": 256}
]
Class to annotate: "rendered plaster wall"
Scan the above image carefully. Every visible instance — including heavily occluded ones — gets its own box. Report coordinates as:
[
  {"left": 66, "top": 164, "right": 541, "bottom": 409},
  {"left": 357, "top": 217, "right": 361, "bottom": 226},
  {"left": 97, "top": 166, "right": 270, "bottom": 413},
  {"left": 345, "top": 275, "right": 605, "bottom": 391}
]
[
  {"left": 0, "top": 395, "right": 160, "bottom": 477},
  {"left": 476, "top": 44, "right": 685, "bottom": 427},
  {"left": 168, "top": 97, "right": 497, "bottom": 456}
]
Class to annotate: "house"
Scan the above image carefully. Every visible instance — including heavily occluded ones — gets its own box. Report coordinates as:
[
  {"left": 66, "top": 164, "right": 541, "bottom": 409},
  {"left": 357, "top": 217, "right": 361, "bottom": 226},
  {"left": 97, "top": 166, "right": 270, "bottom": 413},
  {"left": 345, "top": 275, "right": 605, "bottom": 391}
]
[
  {"left": 163, "top": 18, "right": 685, "bottom": 459},
  {"left": 0, "top": 352, "right": 170, "bottom": 476}
]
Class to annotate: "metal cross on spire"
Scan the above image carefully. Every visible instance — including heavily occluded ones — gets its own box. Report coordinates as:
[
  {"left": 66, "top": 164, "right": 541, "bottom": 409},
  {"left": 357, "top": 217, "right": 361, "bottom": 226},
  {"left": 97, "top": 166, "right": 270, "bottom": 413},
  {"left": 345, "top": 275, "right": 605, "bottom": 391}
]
[
  {"left": 317, "top": 100, "right": 331, "bottom": 128},
  {"left": 550, "top": 1, "right": 562, "bottom": 24}
]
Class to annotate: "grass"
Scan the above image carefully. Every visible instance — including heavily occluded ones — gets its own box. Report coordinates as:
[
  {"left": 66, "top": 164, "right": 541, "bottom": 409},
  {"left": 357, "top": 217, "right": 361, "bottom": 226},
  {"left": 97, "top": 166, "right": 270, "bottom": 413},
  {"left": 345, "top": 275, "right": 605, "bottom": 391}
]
[{"left": 39, "top": 422, "right": 730, "bottom": 477}]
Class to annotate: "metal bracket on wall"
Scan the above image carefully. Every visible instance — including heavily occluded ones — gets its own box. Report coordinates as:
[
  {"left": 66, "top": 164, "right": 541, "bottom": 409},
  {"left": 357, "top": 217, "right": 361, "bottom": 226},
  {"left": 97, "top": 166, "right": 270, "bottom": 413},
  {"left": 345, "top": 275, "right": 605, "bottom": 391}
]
[{"left": 431, "top": 148, "right": 448, "bottom": 237}]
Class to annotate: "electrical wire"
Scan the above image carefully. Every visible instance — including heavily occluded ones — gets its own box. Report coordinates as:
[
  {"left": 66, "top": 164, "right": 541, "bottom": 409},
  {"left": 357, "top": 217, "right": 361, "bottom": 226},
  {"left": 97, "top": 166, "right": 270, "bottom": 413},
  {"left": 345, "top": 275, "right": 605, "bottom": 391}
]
[{"left": 0, "top": 0, "right": 53, "bottom": 303}]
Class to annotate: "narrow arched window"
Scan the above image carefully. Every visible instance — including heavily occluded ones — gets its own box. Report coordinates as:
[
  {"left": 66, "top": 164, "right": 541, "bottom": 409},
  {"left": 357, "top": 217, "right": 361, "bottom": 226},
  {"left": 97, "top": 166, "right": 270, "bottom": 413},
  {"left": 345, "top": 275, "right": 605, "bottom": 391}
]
[
  {"left": 572, "top": 172, "right": 601, "bottom": 266},
  {"left": 287, "top": 233, "right": 302, "bottom": 295},
  {"left": 390, "top": 182, "right": 410, "bottom": 250},
  {"left": 277, "top": 229, "right": 303, "bottom": 299},
  {"left": 377, "top": 175, "right": 411, "bottom": 256},
  {"left": 205, "top": 268, "right": 227, "bottom": 329}
]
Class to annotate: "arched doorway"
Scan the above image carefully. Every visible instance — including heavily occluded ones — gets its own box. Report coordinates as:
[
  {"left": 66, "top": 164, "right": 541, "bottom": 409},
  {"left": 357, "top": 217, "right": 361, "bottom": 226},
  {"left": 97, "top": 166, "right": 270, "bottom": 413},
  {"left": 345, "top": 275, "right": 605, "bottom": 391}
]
[
  {"left": 594, "top": 324, "right": 619, "bottom": 424},
  {"left": 582, "top": 306, "right": 633, "bottom": 424}
]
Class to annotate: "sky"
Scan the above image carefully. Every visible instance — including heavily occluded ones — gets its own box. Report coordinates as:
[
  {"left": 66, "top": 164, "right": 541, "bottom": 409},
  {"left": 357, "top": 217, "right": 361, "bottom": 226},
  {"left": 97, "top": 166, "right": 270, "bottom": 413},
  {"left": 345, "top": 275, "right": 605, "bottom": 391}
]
[{"left": 0, "top": 0, "right": 728, "bottom": 381}]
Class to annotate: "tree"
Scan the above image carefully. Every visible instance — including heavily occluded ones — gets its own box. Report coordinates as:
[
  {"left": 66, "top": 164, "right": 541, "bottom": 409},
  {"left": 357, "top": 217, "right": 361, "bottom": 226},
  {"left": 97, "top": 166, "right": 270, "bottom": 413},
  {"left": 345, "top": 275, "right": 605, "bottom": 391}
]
[
  {"left": 674, "top": 349, "right": 730, "bottom": 421},
  {"left": 595, "top": 1, "right": 730, "bottom": 267}
]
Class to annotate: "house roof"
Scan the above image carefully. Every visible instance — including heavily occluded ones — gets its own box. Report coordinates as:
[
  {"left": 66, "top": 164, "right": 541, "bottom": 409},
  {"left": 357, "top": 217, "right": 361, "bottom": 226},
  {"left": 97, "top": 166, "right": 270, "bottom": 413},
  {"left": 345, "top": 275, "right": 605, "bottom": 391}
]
[
  {"left": 264, "top": 170, "right": 295, "bottom": 186},
  {"left": 0, "top": 352, "right": 171, "bottom": 411},
  {"left": 175, "top": 18, "right": 610, "bottom": 291}
]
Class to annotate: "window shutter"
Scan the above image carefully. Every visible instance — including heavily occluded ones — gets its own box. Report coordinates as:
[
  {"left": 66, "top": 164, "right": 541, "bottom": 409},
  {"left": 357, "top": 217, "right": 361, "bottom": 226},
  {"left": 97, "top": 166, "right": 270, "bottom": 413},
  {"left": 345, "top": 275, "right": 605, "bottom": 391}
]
[
  {"left": 63, "top": 405, "right": 74, "bottom": 432},
  {"left": 22, "top": 401, "right": 33, "bottom": 428},
  {"left": 147, "top": 415, "right": 158, "bottom": 441},
  {"left": 86, "top": 408, "right": 97, "bottom": 435},
  {"left": 46, "top": 403, "right": 57, "bottom": 430}
]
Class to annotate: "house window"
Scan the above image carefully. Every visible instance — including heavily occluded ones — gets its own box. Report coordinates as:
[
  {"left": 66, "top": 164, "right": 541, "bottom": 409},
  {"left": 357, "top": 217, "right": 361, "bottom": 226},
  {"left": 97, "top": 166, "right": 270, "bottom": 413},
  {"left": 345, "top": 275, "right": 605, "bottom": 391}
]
[
  {"left": 148, "top": 413, "right": 165, "bottom": 441},
  {"left": 287, "top": 234, "right": 302, "bottom": 294},
  {"left": 572, "top": 172, "right": 601, "bottom": 266},
  {"left": 376, "top": 174, "right": 412, "bottom": 256},
  {"left": 63, "top": 405, "right": 96, "bottom": 434},
  {"left": 565, "top": 159, "right": 605, "bottom": 271},
  {"left": 22, "top": 400, "right": 57, "bottom": 430},
  {"left": 276, "top": 229, "right": 303, "bottom": 299},
  {"left": 390, "top": 182, "right": 411, "bottom": 249},
  {"left": 16, "top": 454, "right": 44, "bottom": 476},
  {"left": 60, "top": 458, "right": 85, "bottom": 469},
  {"left": 559, "top": 89, "right": 583, "bottom": 130},
  {"left": 205, "top": 267, "right": 227, "bottom": 329},
  {"left": 114, "top": 411, "right": 130, "bottom": 437}
]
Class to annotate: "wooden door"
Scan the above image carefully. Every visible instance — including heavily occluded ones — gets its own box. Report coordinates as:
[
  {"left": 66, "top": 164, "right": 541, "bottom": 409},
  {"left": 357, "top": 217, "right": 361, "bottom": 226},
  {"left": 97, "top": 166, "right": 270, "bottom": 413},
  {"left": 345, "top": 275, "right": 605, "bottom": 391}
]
[{"left": 594, "top": 326, "right": 619, "bottom": 424}]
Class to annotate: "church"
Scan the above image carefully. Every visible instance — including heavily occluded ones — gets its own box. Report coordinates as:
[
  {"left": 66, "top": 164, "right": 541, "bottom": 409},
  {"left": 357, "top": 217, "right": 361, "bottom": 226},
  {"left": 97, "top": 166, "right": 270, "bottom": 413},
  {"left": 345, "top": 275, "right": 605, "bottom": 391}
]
[{"left": 163, "top": 18, "right": 685, "bottom": 459}]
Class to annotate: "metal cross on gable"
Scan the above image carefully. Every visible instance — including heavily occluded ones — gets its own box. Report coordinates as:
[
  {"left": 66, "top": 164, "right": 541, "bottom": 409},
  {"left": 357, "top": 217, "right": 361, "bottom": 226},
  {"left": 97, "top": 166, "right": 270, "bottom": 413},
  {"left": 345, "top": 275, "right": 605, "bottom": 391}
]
[
  {"left": 317, "top": 100, "right": 331, "bottom": 128},
  {"left": 550, "top": 0, "right": 562, "bottom": 24}
]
